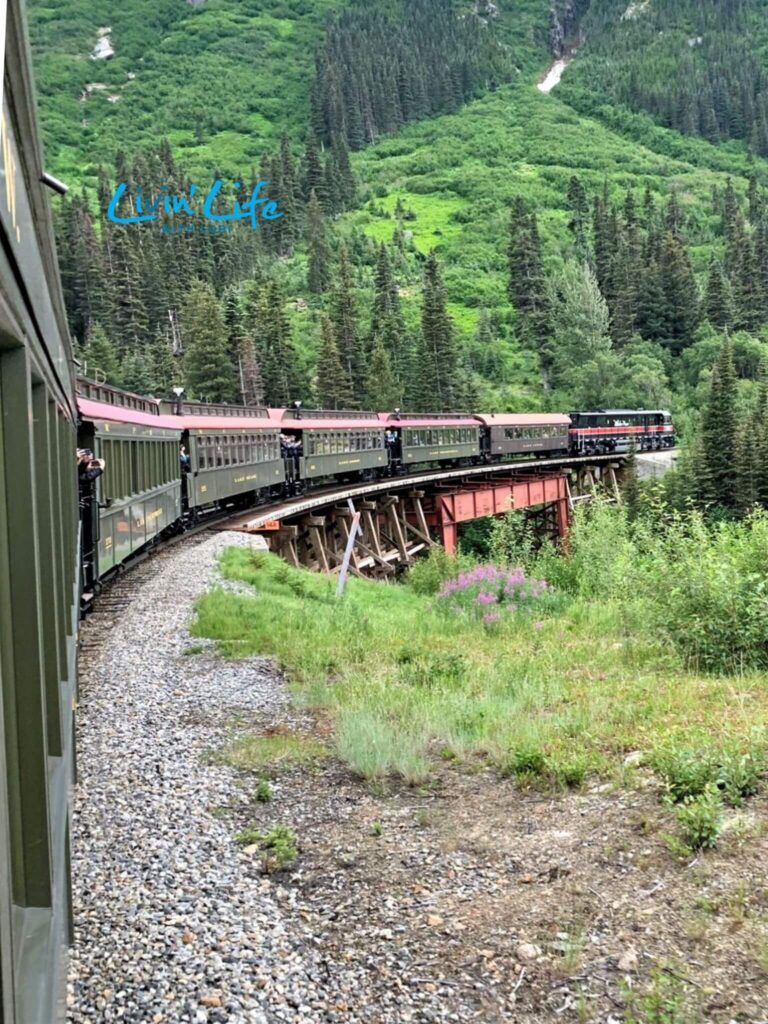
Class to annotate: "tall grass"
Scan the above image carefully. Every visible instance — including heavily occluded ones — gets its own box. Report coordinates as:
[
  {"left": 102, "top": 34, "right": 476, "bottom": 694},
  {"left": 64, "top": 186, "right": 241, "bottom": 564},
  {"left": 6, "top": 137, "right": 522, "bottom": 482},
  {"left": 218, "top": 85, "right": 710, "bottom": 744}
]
[{"left": 192, "top": 509, "right": 768, "bottom": 786}]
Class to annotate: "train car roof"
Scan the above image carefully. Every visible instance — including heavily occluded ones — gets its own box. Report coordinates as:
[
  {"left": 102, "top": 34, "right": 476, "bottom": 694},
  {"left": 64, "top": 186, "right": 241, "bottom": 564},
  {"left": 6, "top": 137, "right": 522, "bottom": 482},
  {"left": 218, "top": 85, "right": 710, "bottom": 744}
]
[
  {"left": 271, "top": 409, "right": 384, "bottom": 430},
  {"left": 474, "top": 413, "right": 571, "bottom": 427},
  {"left": 180, "top": 415, "right": 284, "bottom": 431},
  {"left": 377, "top": 413, "right": 480, "bottom": 427},
  {"left": 78, "top": 397, "right": 180, "bottom": 429},
  {"left": 571, "top": 409, "right": 671, "bottom": 416}
]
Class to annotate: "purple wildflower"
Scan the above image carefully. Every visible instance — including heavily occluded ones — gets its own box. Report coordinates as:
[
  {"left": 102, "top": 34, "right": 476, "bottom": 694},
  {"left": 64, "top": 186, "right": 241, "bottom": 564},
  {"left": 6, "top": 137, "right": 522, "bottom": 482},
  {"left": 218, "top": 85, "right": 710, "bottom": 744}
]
[{"left": 483, "top": 612, "right": 501, "bottom": 624}]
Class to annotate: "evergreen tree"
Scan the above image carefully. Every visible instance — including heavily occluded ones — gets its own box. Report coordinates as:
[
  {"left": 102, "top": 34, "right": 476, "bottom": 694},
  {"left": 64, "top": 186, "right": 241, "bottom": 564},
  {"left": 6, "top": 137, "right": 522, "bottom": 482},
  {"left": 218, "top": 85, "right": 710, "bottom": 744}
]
[
  {"left": 238, "top": 335, "right": 265, "bottom": 407},
  {"left": 419, "top": 250, "right": 459, "bottom": 409},
  {"left": 329, "top": 245, "right": 365, "bottom": 401},
  {"left": 697, "top": 335, "right": 739, "bottom": 512},
  {"left": 316, "top": 315, "right": 354, "bottom": 409},
  {"left": 367, "top": 340, "right": 400, "bottom": 410},
  {"left": 81, "top": 321, "right": 121, "bottom": 385},
  {"left": 259, "top": 280, "right": 306, "bottom": 407},
  {"left": 704, "top": 257, "right": 735, "bottom": 331},
  {"left": 182, "top": 279, "right": 238, "bottom": 402},
  {"left": 508, "top": 198, "right": 549, "bottom": 344},
  {"left": 566, "top": 175, "right": 590, "bottom": 261},
  {"left": 548, "top": 261, "right": 612, "bottom": 389},
  {"left": 306, "top": 190, "right": 333, "bottom": 294}
]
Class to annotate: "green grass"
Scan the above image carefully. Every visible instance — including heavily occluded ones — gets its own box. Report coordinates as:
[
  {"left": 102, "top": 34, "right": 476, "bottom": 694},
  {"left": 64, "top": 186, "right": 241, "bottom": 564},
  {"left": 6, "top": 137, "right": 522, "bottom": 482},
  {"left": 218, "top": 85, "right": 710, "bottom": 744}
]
[
  {"left": 192, "top": 546, "right": 768, "bottom": 786},
  {"left": 220, "top": 730, "right": 328, "bottom": 773}
]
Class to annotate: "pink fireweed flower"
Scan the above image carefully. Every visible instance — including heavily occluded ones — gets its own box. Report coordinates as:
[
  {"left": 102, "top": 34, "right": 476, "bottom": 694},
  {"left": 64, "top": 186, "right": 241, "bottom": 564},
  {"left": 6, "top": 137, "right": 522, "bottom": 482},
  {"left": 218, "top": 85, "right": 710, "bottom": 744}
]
[
  {"left": 533, "top": 621, "right": 544, "bottom": 631},
  {"left": 476, "top": 592, "right": 498, "bottom": 605},
  {"left": 483, "top": 612, "right": 501, "bottom": 624}
]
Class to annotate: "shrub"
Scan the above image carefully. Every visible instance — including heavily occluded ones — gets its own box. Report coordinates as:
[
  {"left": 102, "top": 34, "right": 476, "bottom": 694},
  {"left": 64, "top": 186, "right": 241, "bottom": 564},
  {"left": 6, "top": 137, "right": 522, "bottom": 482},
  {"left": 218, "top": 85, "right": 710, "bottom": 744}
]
[
  {"left": 507, "top": 745, "right": 547, "bottom": 777},
  {"left": 260, "top": 826, "right": 298, "bottom": 871},
  {"left": 652, "top": 748, "right": 719, "bottom": 803},
  {"left": 718, "top": 749, "right": 763, "bottom": 807},
  {"left": 234, "top": 828, "right": 261, "bottom": 845},
  {"left": 255, "top": 780, "right": 274, "bottom": 803},
  {"left": 406, "top": 545, "right": 475, "bottom": 596},
  {"left": 676, "top": 786, "right": 723, "bottom": 851}
]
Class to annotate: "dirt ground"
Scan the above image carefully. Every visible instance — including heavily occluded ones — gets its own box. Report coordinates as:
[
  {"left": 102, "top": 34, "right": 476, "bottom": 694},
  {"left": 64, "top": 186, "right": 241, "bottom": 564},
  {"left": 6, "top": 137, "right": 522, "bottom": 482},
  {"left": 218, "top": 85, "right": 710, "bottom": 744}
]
[{"left": 228, "top": 717, "right": 768, "bottom": 1024}]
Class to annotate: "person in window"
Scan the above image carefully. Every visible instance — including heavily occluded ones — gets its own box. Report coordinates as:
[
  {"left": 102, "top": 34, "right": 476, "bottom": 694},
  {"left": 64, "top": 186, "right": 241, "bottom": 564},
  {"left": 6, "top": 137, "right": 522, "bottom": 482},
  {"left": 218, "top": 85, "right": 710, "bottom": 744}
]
[
  {"left": 179, "top": 445, "right": 191, "bottom": 473},
  {"left": 77, "top": 447, "right": 105, "bottom": 488}
]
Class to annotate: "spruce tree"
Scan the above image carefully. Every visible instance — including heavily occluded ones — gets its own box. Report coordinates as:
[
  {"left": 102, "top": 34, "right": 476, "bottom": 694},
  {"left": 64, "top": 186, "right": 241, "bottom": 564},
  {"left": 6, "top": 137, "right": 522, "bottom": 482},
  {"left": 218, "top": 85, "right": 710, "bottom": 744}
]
[
  {"left": 420, "top": 250, "right": 459, "bottom": 409},
  {"left": 305, "top": 190, "right": 333, "bottom": 295},
  {"left": 329, "top": 245, "right": 365, "bottom": 402},
  {"left": 698, "top": 335, "right": 739, "bottom": 512},
  {"left": 704, "top": 257, "right": 734, "bottom": 331},
  {"left": 316, "top": 316, "right": 354, "bottom": 409},
  {"left": 182, "top": 279, "right": 238, "bottom": 403},
  {"left": 508, "top": 199, "right": 549, "bottom": 345},
  {"left": 367, "top": 340, "right": 400, "bottom": 411},
  {"left": 81, "top": 322, "right": 121, "bottom": 385}
]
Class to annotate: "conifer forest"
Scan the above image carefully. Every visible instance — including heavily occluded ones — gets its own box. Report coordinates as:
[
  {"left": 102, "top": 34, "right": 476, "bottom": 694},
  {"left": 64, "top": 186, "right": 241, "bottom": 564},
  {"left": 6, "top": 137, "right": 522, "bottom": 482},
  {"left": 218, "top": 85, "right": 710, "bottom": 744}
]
[{"left": 27, "top": 0, "right": 768, "bottom": 517}]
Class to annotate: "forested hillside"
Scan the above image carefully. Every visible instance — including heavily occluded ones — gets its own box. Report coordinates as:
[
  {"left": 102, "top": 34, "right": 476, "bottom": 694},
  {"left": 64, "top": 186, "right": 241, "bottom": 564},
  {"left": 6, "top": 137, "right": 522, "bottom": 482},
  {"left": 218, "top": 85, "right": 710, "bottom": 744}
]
[{"left": 27, "top": 0, "right": 768, "bottom": 463}]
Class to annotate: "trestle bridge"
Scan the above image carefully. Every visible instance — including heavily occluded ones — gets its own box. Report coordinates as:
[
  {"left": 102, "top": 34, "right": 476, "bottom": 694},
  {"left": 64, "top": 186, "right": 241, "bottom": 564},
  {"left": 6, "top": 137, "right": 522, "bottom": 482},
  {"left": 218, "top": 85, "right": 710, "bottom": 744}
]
[{"left": 222, "top": 453, "right": 641, "bottom": 578}]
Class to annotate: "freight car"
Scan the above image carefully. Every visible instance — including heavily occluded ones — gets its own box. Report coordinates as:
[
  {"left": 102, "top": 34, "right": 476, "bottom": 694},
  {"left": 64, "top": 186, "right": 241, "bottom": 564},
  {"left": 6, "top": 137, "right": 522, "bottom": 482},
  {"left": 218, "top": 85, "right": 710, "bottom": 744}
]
[{"left": 0, "top": 4, "right": 79, "bottom": 1022}]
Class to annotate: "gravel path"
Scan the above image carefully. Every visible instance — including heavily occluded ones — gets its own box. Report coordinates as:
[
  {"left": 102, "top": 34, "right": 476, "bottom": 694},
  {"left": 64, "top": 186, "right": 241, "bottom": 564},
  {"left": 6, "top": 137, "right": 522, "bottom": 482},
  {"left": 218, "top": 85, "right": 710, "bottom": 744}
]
[{"left": 68, "top": 532, "right": 319, "bottom": 1024}]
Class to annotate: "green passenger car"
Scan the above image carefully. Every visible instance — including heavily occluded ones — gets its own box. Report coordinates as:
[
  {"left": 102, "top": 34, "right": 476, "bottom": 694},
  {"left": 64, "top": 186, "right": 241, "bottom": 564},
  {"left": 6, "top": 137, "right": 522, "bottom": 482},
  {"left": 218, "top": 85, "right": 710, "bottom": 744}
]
[
  {"left": 185, "top": 427, "right": 285, "bottom": 508},
  {"left": 300, "top": 427, "right": 387, "bottom": 480},
  {"left": 86, "top": 420, "right": 182, "bottom": 574},
  {"left": 400, "top": 423, "right": 481, "bottom": 465}
]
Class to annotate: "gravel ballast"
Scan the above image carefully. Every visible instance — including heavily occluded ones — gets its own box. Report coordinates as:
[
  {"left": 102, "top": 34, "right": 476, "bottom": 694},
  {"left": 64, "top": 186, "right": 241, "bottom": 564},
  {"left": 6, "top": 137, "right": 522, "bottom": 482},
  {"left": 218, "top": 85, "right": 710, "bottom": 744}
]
[{"left": 68, "top": 532, "right": 317, "bottom": 1024}]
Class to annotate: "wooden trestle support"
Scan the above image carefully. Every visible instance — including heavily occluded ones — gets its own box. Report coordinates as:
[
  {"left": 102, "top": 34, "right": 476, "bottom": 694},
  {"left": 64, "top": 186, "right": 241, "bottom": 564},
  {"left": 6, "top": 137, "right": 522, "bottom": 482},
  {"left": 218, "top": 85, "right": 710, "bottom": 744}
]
[{"left": 269, "top": 490, "right": 434, "bottom": 579}]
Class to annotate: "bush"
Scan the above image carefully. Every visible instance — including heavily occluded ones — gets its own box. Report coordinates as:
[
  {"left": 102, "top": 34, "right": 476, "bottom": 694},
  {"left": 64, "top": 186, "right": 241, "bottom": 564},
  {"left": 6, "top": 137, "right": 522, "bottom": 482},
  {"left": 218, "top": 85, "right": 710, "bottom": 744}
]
[
  {"left": 406, "top": 546, "right": 475, "bottom": 596},
  {"left": 676, "top": 786, "right": 723, "bottom": 851},
  {"left": 255, "top": 780, "right": 274, "bottom": 803},
  {"left": 718, "top": 749, "right": 764, "bottom": 807},
  {"left": 260, "top": 825, "right": 298, "bottom": 871},
  {"left": 652, "top": 748, "right": 719, "bottom": 803}
]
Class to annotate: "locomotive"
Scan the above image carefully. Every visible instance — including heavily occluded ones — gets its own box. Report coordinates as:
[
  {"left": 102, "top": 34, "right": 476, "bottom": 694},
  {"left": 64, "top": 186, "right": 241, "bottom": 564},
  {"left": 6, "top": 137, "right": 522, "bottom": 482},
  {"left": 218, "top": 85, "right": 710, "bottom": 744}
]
[{"left": 76, "top": 376, "right": 676, "bottom": 599}]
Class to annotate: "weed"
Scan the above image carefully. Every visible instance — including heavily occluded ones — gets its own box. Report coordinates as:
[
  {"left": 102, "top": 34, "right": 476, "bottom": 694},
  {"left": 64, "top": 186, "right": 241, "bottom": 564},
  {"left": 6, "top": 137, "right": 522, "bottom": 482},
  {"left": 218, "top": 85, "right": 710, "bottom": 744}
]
[
  {"left": 222, "top": 732, "right": 327, "bottom": 773},
  {"left": 675, "top": 786, "right": 723, "bottom": 851},
  {"left": 718, "top": 748, "right": 763, "bottom": 807},
  {"left": 506, "top": 746, "right": 547, "bottom": 778},
  {"left": 260, "top": 826, "right": 298, "bottom": 872},
  {"left": 371, "top": 820, "right": 383, "bottom": 837},
  {"left": 652, "top": 748, "right": 718, "bottom": 804},
  {"left": 659, "top": 833, "right": 694, "bottom": 864},
  {"left": 255, "top": 780, "right": 274, "bottom": 803},
  {"left": 550, "top": 755, "right": 588, "bottom": 790},
  {"left": 234, "top": 828, "right": 261, "bottom": 846},
  {"left": 183, "top": 644, "right": 205, "bottom": 656},
  {"left": 623, "top": 967, "right": 698, "bottom": 1024},
  {"left": 415, "top": 808, "right": 433, "bottom": 827}
]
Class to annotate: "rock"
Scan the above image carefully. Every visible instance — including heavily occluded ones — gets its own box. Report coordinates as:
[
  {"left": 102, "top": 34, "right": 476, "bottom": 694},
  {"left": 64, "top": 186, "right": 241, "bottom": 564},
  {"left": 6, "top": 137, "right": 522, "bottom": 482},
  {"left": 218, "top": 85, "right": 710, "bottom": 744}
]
[
  {"left": 426, "top": 914, "right": 443, "bottom": 927},
  {"left": 618, "top": 949, "right": 638, "bottom": 972},
  {"left": 515, "top": 943, "right": 541, "bottom": 962},
  {"left": 200, "top": 995, "right": 222, "bottom": 1008},
  {"left": 623, "top": 751, "right": 644, "bottom": 767},
  {"left": 182, "top": 931, "right": 194, "bottom": 945}
]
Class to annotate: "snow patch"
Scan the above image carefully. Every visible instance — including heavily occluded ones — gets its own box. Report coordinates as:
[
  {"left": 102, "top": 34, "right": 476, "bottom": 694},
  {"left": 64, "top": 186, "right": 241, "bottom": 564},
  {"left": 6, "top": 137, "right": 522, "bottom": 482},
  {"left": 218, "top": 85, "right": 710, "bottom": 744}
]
[
  {"left": 91, "top": 27, "right": 114, "bottom": 60},
  {"left": 538, "top": 58, "right": 571, "bottom": 94},
  {"left": 622, "top": 0, "right": 650, "bottom": 20}
]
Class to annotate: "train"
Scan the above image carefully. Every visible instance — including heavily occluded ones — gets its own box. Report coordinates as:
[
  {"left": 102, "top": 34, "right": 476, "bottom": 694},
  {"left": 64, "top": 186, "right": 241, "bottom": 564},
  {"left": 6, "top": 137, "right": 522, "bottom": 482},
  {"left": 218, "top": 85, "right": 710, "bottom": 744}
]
[
  {"left": 0, "top": 4, "right": 80, "bottom": 1023},
  {"left": 0, "top": 1, "right": 676, "bottom": 1018},
  {"left": 75, "top": 376, "right": 676, "bottom": 598}
]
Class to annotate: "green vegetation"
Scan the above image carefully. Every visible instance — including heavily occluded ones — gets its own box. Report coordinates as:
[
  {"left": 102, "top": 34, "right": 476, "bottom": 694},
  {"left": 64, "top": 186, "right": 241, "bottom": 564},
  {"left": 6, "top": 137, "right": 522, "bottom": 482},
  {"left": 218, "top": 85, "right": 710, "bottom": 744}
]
[
  {"left": 193, "top": 508, "right": 768, "bottom": 816},
  {"left": 36, "top": 0, "right": 768, "bottom": 415},
  {"left": 233, "top": 824, "right": 298, "bottom": 870},
  {"left": 255, "top": 779, "right": 274, "bottom": 802},
  {"left": 220, "top": 730, "right": 327, "bottom": 773}
]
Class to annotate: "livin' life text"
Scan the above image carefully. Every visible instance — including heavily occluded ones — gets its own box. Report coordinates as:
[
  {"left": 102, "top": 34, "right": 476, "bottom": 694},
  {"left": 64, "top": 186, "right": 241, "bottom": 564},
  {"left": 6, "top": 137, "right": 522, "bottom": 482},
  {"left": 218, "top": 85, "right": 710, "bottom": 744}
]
[{"left": 106, "top": 179, "right": 283, "bottom": 231}]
